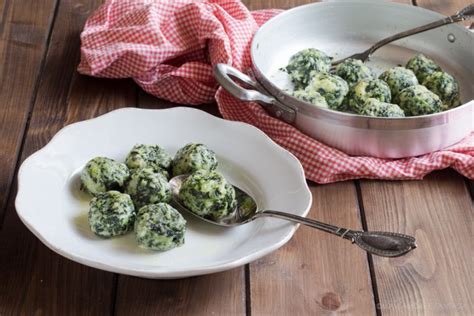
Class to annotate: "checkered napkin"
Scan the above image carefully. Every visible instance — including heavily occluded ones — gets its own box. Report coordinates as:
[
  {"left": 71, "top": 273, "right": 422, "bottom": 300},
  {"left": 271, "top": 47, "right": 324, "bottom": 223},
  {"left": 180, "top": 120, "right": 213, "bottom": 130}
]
[{"left": 78, "top": 0, "right": 474, "bottom": 183}]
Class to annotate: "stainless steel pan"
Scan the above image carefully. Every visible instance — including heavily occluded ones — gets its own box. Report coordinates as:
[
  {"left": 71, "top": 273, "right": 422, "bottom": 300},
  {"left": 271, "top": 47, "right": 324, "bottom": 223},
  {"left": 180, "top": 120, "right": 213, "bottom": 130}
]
[{"left": 214, "top": 1, "right": 473, "bottom": 158}]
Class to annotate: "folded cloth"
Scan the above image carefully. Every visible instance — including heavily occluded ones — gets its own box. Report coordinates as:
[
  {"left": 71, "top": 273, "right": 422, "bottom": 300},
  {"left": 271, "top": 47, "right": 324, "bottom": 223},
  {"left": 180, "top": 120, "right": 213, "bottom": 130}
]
[{"left": 78, "top": 0, "right": 474, "bottom": 183}]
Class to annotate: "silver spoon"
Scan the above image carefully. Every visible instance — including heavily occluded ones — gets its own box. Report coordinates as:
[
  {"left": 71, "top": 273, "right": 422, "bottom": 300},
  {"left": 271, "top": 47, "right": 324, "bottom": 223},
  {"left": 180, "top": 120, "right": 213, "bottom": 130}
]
[
  {"left": 331, "top": 4, "right": 474, "bottom": 66},
  {"left": 170, "top": 175, "right": 416, "bottom": 258}
]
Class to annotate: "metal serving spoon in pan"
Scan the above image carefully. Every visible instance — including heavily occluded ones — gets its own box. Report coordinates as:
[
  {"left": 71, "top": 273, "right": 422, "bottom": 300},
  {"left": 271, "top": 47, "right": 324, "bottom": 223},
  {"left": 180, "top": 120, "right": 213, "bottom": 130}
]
[
  {"left": 332, "top": 3, "right": 474, "bottom": 66},
  {"left": 170, "top": 175, "right": 417, "bottom": 258}
]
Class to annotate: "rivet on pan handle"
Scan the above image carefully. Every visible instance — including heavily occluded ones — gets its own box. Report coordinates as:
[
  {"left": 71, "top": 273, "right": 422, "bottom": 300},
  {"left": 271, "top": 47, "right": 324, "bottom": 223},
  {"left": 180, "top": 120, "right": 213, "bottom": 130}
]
[{"left": 214, "top": 63, "right": 296, "bottom": 123}]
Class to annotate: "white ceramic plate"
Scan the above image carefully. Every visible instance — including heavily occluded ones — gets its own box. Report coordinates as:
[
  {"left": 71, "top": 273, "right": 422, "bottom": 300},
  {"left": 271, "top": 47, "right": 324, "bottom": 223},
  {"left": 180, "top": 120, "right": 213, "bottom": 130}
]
[{"left": 16, "top": 107, "right": 311, "bottom": 278}]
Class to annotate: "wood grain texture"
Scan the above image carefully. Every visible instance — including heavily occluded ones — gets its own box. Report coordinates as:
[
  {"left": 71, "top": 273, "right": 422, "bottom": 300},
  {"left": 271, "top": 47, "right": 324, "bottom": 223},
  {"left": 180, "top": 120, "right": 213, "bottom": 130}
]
[
  {"left": 115, "top": 269, "right": 245, "bottom": 316},
  {"left": 242, "top": 0, "right": 411, "bottom": 10},
  {"left": 360, "top": 170, "right": 474, "bottom": 316},
  {"left": 0, "top": 0, "right": 136, "bottom": 314},
  {"left": 416, "top": 0, "right": 471, "bottom": 26},
  {"left": 250, "top": 183, "right": 376, "bottom": 315},
  {"left": 0, "top": 0, "right": 57, "bottom": 224},
  {"left": 138, "top": 90, "right": 221, "bottom": 117},
  {"left": 242, "top": 0, "right": 316, "bottom": 10}
]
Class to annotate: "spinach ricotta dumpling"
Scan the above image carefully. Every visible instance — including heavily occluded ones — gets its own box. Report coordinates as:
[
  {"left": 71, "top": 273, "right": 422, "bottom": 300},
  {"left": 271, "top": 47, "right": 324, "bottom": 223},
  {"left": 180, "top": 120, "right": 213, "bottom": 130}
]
[
  {"left": 422, "top": 71, "right": 461, "bottom": 109},
  {"left": 379, "top": 67, "right": 418, "bottom": 101},
  {"left": 406, "top": 53, "right": 441, "bottom": 83},
  {"left": 285, "top": 48, "right": 332, "bottom": 89},
  {"left": 172, "top": 143, "right": 218, "bottom": 176},
  {"left": 88, "top": 191, "right": 135, "bottom": 238},
  {"left": 334, "top": 58, "right": 373, "bottom": 87},
  {"left": 359, "top": 98, "right": 405, "bottom": 118},
  {"left": 346, "top": 79, "right": 391, "bottom": 113},
  {"left": 134, "top": 203, "right": 186, "bottom": 251},
  {"left": 126, "top": 167, "right": 171, "bottom": 209},
  {"left": 305, "top": 73, "right": 349, "bottom": 110},
  {"left": 81, "top": 157, "right": 130, "bottom": 196},
  {"left": 179, "top": 170, "right": 237, "bottom": 220},
  {"left": 292, "top": 89, "right": 328, "bottom": 108},
  {"left": 397, "top": 85, "right": 443, "bottom": 116},
  {"left": 125, "top": 144, "right": 172, "bottom": 178}
]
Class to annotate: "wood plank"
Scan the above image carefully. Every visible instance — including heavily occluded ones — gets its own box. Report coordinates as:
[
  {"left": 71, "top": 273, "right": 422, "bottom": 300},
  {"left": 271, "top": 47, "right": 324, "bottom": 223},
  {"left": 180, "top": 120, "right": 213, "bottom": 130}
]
[
  {"left": 242, "top": 0, "right": 316, "bottom": 10},
  {"left": 114, "top": 93, "right": 245, "bottom": 316},
  {"left": 416, "top": 0, "right": 471, "bottom": 26},
  {"left": 0, "top": 0, "right": 137, "bottom": 314},
  {"left": 416, "top": 0, "right": 469, "bottom": 15},
  {"left": 0, "top": 0, "right": 57, "bottom": 224},
  {"left": 242, "top": 0, "right": 410, "bottom": 10},
  {"left": 115, "top": 269, "right": 245, "bottom": 316},
  {"left": 244, "top": 1, "right": 384, "bottom": 314},
  {"left": 360, "top": 170, "right": 473, "bottom": 316},
  {"left": 138, "top": 90, "right": 220, "bottom": 116},
  {"left": 250, "top": 183, "right": 376, "bottom": 315}
]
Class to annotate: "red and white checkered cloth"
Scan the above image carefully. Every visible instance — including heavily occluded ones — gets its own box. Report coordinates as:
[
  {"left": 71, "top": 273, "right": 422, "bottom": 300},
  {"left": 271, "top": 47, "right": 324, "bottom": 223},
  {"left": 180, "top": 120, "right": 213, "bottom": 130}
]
[{"left": 78, "top": 0, "right": 474, "bottom": 183}]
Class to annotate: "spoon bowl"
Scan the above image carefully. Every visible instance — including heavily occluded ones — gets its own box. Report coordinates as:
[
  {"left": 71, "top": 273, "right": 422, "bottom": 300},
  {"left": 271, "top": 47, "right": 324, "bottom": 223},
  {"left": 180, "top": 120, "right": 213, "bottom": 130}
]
[
  {"left": 169, "top": 174, "right": 258, "bottom": 227},
  {"left": 169, "top": 174, "right": 417, "bottom": 257}
]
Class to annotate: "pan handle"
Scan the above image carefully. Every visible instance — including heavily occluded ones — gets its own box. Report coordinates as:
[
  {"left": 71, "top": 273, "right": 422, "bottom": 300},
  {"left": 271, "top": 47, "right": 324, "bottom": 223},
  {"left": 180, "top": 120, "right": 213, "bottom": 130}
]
[
  {"left": 214, "top": 64, "right": 296, "bottom": 123},
  {"left": 214, "top": 63, "right": 275, "bottom": 104}
]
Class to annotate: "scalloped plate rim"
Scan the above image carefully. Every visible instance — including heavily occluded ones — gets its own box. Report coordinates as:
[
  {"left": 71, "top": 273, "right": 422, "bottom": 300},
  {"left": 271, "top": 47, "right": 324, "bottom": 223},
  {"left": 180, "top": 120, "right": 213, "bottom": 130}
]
[{"left": 15, "top": 107, "right": 312, "bottom": 278}]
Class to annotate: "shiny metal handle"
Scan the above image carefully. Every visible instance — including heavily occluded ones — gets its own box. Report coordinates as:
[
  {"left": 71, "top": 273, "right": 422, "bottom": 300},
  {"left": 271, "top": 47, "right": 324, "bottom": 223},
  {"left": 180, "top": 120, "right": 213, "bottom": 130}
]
[
  {"left": 213, "top": 64, "right": 297, "bottom": 123},
  {"left": 256, "top": 210, "right": 416, "bottom": 257},
  {"left": 214, "top": 63, "right": 276, "bottom": 104},
  {"left": 367, "top": 4, "right": 474, "bottom": 57}
]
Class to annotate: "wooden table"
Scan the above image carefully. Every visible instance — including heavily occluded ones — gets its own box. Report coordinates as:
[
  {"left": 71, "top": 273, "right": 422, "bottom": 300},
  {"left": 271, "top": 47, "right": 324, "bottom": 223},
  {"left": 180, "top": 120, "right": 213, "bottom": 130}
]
[{"left": 0, "top": 0, "right": 472, "bottom": 315}]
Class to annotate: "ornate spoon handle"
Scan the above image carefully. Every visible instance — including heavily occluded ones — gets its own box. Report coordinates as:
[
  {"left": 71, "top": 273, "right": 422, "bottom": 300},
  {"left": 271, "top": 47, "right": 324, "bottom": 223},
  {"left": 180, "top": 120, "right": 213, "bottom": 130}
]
[{"left": 255, "top": 210, "right": 416, "bottom": 257}]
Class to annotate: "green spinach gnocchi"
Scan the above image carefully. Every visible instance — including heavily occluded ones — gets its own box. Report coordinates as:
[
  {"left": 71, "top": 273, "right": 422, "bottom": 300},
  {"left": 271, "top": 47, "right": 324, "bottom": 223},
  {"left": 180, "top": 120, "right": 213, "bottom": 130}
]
[
  {"left": 346, "top": 79, "right": 391, "bottom": 113},
  {"left": 125, "top": 144, "right": 172, "bottom": 178},
  {"left": 172, "top": 143, "right": 218, "bottom": 176},
  {"left": 134, "top": 203, "right": 186, "bottom": 251},
  {"left": 88, "top": 191, "right": 135, "bottom": 238},
  {"left": 334, "top": 58, "right": 373, "bottom": 87},
  {"left": 178, "top": 170, "right": 237, "bottom": 220},
  {"left": 79, "top": 142, "right": 240, "bottom": 252},
  {"left": 292, "top": 89, "right": 328, "bottom": 108},
  {"left": 359, "top": 98, "right": 405, "bottom": 118},
  {"left": 285, "top": 48, "right": 332, "bottom": 89},
  {"left": 81, "top": 157, "right": 130, "bottom": 196},
  {"left": 406, "top": 54, "right": 442, "bottom": 83},
  {"left": 379, "top": 67, "right": 419, "bottom": 101},
  {"left": 397, "top": 85, "right": 443, "bottom": 116},
  {"left": 305, "top": 73, "right": 349, "bottom": 110},
  {"left": 284, "top": 48, "right": 462, "bottom": 118},
  {"left": 126, "top": 167, "right": 172, "bottom": 209},
  {"left": 422, "top": 71, "right": 461, "bottom": 109}
]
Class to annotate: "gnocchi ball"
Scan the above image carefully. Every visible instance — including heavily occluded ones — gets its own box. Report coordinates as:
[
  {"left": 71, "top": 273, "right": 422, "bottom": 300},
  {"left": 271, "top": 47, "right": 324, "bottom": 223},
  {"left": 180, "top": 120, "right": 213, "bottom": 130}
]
[
  {"left": 346, "top": 79, "right": 392, "bottom": 113},
  {"left": 422, "top": 71, "right": 461, "bottom": 109},
  {"left": 406, "top": 53, "right": 442, "bottom": 83},
  {"left": 125, "top": 144, "right": 172, "bottom": 178},
  {"left": 359, "top": 98, "right": 405, "bottom": 118},
  {"left": 178, "top": 170, "right": 237, "bottom": 220},
  {"left": 134, "top": 203, "right": 186, "bottom": 251},
  {"left": 88, "top": 191, "right": 135, "bottom": 238},
  {"left": 172, "top": 143, "right": 218, "bottom": 176},
  {"left": 334, "top": 58, "right": 373, "bottom": 87},
  {"left": 305, "top": 73, "right": 349, "bottom": 110},
  {"left": 379, "top": 67, "right": 418, "bottom": 100},
  {"left": 293, "top": 89, "right": 329, "bottom": 108},
  {"left": 126, "top": 167, "right": 171, "bottom": 209},
  {"left": 81, "top": 157, "right": 130, "bottom": 196},
  {"left": 285, "top": 48, "right": 332, "bottom": 89},
  {"left": 397, "top": 85, "right": 443, "bottom": 116}
]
